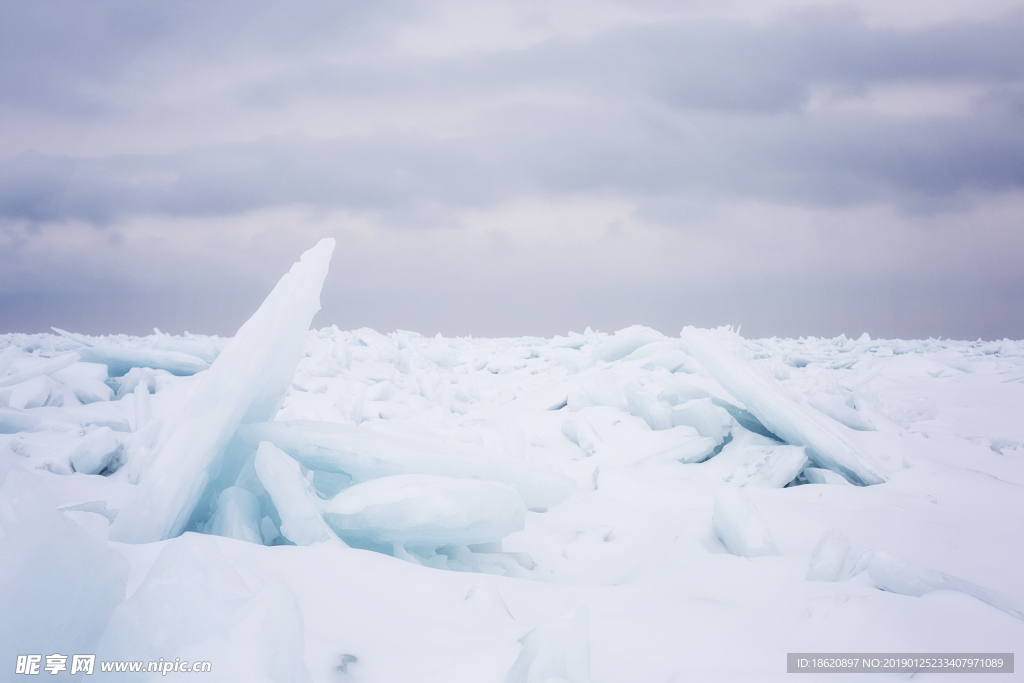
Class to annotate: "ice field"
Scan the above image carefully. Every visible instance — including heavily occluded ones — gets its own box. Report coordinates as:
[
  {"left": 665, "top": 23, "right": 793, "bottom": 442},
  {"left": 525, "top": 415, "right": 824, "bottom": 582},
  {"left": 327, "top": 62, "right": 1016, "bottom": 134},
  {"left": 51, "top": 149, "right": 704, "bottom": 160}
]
[{"left": 2, "top": 239, "right": 1022, "bottom": 681}]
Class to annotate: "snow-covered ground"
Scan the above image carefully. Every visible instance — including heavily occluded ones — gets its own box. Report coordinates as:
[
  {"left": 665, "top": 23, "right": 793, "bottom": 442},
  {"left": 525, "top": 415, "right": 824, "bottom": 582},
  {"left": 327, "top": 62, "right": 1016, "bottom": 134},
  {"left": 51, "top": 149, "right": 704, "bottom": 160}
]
[{"left": 2, "top": 242, "right": 1022, "bottom": 681}]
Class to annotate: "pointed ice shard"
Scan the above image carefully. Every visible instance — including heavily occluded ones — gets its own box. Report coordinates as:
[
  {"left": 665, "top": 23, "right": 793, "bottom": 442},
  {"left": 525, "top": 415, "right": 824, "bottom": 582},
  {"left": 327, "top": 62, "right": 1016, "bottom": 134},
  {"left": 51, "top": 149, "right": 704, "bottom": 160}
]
[
  {"left": 680, "top": 327, "right": 887, "bottom": 486},
  {"left": 110, "top": 238, "right": 335, "bottom": 543}
]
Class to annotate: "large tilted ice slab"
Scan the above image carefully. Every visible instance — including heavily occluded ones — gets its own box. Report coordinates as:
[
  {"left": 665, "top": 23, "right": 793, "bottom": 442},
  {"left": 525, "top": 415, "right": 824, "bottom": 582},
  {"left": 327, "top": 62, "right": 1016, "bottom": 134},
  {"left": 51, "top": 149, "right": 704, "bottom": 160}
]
[
  {"left": 109, "top": 238, "right": 335, "bottom": 543},
  {"left": 323, "top": 474, "right": 526, "bottom": 548},
  {"left": 680, "top": 327, "right": 887, "bottom": 486},
  {"left": 238, "top": 420, "right": 575, "bottom": 509}
]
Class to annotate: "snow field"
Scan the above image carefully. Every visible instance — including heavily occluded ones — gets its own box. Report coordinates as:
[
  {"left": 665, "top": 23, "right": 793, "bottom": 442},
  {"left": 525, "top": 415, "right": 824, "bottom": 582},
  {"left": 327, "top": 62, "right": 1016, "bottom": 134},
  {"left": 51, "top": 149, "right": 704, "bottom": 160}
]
[{"left": 1, "top": 242, "right": 1023, "bottom": 681}]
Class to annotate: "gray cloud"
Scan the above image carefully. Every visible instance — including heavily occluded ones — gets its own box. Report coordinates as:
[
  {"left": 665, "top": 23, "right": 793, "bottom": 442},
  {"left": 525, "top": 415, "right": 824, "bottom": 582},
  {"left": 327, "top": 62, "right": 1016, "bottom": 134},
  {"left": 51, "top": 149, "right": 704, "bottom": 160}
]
[
  {"left": 1, "top": 103, "right": 1021, "bottom": 224},
  {"left": 1, "top": 1, "right": 1023, "bottom": 340}
]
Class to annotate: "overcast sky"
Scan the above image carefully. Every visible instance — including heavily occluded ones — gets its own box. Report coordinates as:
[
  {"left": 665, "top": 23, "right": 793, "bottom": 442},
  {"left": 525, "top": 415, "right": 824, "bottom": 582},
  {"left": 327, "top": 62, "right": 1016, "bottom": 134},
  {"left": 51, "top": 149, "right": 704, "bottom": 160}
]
[{"left": 1, "top": 0, "right": 1022, "bottom": 340}]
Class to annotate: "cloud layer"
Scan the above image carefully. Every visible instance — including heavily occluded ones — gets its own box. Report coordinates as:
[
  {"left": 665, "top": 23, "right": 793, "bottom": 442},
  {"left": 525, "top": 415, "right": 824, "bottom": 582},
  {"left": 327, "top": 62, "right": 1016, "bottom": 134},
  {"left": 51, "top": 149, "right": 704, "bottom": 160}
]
[{"left": 2, "top": 0, "right": 1022, "bottom": 339}]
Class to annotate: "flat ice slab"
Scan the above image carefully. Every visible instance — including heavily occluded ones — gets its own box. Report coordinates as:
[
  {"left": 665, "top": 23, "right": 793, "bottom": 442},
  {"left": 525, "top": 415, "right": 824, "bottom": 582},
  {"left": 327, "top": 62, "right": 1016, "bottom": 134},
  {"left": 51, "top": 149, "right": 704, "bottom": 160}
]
[
  {"left": 75, "top": 347, "right": 209, "bottom": 377},
  {"left": 323, "top": 474, "right": 526, "bottom": 548},
  {"left": 239, "top": 420, "right": 575, "bottom": 509}
]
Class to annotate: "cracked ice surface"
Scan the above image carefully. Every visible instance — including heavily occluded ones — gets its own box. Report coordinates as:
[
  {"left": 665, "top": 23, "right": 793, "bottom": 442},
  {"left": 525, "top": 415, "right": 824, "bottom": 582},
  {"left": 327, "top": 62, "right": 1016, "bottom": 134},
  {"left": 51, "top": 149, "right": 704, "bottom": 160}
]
[{"left": 2, "top": 254, "right": 1024, "bottom": 680}]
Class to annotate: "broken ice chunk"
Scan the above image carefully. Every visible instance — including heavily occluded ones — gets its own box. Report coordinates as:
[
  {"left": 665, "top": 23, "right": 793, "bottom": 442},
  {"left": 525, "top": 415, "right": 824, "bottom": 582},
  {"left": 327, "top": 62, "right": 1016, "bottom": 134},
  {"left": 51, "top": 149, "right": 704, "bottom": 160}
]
[
  {"left": 642, "top": 349, "right": 701, "bottom": 374},
  {"left": 680, "top": 327, "right": 887, "bottom": 485},
  {"left": 807, "top": 394, "right": 875, "bottom": 432},
  {"left": 207, "top": 487, "right": 263, "bottom": 545},
  {"left": 670, "top": 398, "right": 731, "bottom": 443},
  {"left": 122, "top": 444, "right": 161, "bottom": 486},
  {"left": 0, "top": 407, "right": 43, "bottom": 433},
  {"left": 0, "top": 351, "right": 80, "bottom": 388},
  {"left": 53, "top": 402, "right": 132, "bottom": 432},
  {"left": 71, "top": 379, "right": 114, "bottom": 405},
  {"left": 75, "top": 347, "right": 209, "bottom": 377},
  {"left": 311, "top": 469, "right": 353, "bottom": 498},
  {"left": 68, "top": 427, "right": 123, "bottom": 475},
  {"left": 239, "top": 420, "right": 575, "bottom": 509},
  {"left": 110, "top": 238, "right": 335, "bottom": 543},
  {"left": 658, "top": 384, "right": 711, "bottom": 405},
  {"left": 624, "top": 381, "right": 673, "bottom": 430},
  {"left": 1, "top": 376, "right": 60, "bottom": 410},
  {"left": 0, "top": 345, "right": 19, "bottom": 377},
  {"left": 592, "top": 325, "right": 664, "bottom": 362},
  {"left": 806, "top": 528, "right": 853, "bottom": 581},
  {"left": 114, "top": 367, "right": 158, "bottom": 399},
  {"left": 561, "top": 408, "right": 716, "bottom": 466},
  {"left": 50, "top": 327, "right": 96, "bottom": 348},
  {"left": 59, "top": 500, "right": 118, "bottom": 523},
  {"left": 570, "top": 370, "right": 629, "bottom": 411},
  {"left": 998, "top": 339, "right": 1022, "bottom": 357},
  {"left": 868, "top": 551, "right": 1024, "bottom": 621},
  {"left": 801, "top": 467, "right": 852, "bottom": 486},
  {"left": 323, "top": 474, "right": 526, "bottom": 548},
  {"left": 52, "top": 361, "right": 113, "bottom": 404},
  {"left": 712, "top": 487, "right": 778, "bottom": 558},
  {"left": 699, "top": 438, "right": 808, "bottom": 488},
  {"left": 561, "top": 415, "right": 601, "bottom": 457},
  {"left": 150, "top": 332, "right": 222, "bottom": 364},
  {"left": 133, "top": 381, "right": 152, "bottom": 431},
  {"left": 255, "top": 442, "right": 340, "bottom": 546},
  {"left": 710, "top": 399, "right": 780, "bottom": 441}
]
